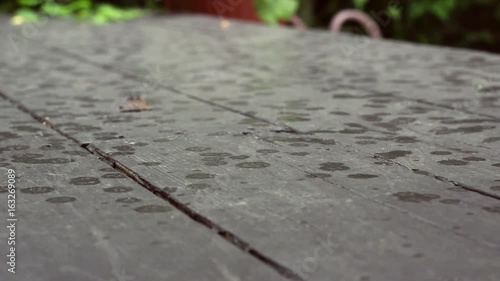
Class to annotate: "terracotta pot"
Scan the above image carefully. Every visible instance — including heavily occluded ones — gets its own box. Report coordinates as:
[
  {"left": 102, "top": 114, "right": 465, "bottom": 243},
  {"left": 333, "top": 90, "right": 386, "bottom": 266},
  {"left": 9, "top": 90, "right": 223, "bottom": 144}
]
[{"left": 163, "top": 0, "right": 260, "bottom": 22}]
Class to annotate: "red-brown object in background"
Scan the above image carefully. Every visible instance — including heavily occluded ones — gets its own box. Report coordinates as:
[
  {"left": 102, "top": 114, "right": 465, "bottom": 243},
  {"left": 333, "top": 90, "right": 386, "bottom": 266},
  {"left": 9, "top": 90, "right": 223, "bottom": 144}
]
[{"left": 163, "top": 0, "right": 260, "bottom": 22}]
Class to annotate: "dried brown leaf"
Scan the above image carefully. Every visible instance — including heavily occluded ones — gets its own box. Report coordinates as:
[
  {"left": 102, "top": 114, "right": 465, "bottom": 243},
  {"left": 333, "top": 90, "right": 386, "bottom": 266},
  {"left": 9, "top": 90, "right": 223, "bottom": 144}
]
[{"left": 119, "top": 96, "right": 152, "bottom": 112}]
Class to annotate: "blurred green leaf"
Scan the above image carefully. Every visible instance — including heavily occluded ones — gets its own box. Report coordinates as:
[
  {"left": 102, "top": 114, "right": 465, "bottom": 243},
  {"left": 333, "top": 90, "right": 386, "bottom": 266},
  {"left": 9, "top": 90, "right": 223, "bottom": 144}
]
[
  {"left": 76, "top": 8, "right": 91, "bottom": 21},
  {"left": 94, "top": 4, "right": 144, "bottom": 23},
  {"left": 410, "top": 0, "right": 456, "bottom": 21},
  {"left": 353, "top": 0, "right": 368, "bottom": 10},
  {"left": 18, "top": 0, "right": 43, "bottom": 7},
  {"left": 15, "top": 8, "right": 38, "bottom": 22},
  {"left": 430, "top": 0, "right": 456, "bottom": 21},
  {"left": 91, "top": 12, "right": 107, "bottom": 24},
  {"left": 66, "top": 0, "right": 92, "bottom": 11},
  {"left": 42, "top": 3, "right": 73, "bottom": 17},
  {"left": 3, "top": 0, "right": 146, "bottom": 24},
  {"left": 255, "top": 0, "right": 299, "bottom": 24},
  {"left": 96, "top": 4, "right": 123, "bottom": 20},
  {"left": 409, "top": 2, "right": 429, "bottom": 20},
  {"left": 387, "top": 5, "right": 401, "bottom": 20}
]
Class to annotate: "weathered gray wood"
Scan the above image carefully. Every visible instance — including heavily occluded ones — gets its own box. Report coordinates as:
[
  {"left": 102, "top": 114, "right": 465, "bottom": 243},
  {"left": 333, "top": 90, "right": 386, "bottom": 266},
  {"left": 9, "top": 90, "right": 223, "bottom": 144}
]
[
  {"left": 71, "top": 136, "right": 500, "bottom": 281},
  {"left": 2, "top": 85, "right": 500, "bottom": 281},
  {"left": 0, "top": 101, "right": 283, "bottom": 281},
  {"left": 1, "top": 31, "right": 499, "bottom": 207},
  {"left": 5, "top": 14, "right": 499, "bottom": 117},
  {"left": 3, "top": 15, "right": 498, "bottom": 198},
  {"left": 170, "top": 81, "right": 500, "bottom": 198},
  {"left": 1, "top": 15, "right": 500, "bottom": 281}
]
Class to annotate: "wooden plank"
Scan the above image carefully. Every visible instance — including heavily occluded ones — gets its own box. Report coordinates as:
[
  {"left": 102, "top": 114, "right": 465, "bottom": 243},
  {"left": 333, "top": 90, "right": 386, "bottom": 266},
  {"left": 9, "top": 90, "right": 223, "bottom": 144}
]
[
  {"left": 65, "top": 135, "right": 500, "bottom": 281},
  {"left": 170, "top": 82, "right": 500, "bottom": 198},
  {"left": 173, "top": 80, "right": 500, "bottom": 152},
  {"left": 0, "top": 101, "right": 283, "bottom": 281},
  {"left": 0, "top": 48, "right": 280, "bottom": 138}
]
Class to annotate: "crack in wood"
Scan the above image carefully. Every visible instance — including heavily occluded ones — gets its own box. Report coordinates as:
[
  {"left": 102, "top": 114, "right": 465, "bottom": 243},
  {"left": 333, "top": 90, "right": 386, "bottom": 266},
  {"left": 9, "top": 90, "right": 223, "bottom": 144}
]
[
  {"left": 83, "top": 143, "right": 305, "bottom": 281},
  {"left": 413, "top": 98, "right": 500, "bottom": 121},
  {"left": 411, "top": 168, "right": 500, "bottom": 201},
  {"left": 0, "top": 91, "right": 305, "bottom": 281}
]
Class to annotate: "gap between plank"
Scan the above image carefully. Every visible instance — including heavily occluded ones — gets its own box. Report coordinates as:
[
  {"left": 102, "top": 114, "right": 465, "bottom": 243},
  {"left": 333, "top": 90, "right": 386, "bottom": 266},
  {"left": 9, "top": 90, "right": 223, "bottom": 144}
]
[
  {"left": 42, "top": 45, "right": 500, "bottom": 202},
  {"left": 2, "top": 88, "right": 498, "bottom": 253},
  {"left": 410, "top": 168, "right": 500, "bottom": 201},
  {"left": 0, "top": 91, "right": 305, "bottom": 281}
]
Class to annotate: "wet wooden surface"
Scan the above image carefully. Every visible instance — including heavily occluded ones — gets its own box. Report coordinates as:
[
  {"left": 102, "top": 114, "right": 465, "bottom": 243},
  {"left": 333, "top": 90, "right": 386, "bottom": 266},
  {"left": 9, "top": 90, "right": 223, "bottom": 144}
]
[
  {"left": 0, "top": 15, "right": 500, "bottom": 281},
  {"left": 0, "top": 99, "right": 283, "bottom": 281}
]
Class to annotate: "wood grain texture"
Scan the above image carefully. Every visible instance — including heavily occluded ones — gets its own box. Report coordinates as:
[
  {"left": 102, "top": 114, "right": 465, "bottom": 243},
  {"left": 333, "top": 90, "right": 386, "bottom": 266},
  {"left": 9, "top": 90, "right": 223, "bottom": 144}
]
[
  {"left": 63, "top": 136, "right": 500, "bottom": 281},
  {"left": 3, "top": 15, "right": 497, "bottom": 197},
  {"left": 1, "top": 15, "right": 500, "bottom": 281},
  {"left": 0, "top": 101, "right": 283, "bottom": 281}
]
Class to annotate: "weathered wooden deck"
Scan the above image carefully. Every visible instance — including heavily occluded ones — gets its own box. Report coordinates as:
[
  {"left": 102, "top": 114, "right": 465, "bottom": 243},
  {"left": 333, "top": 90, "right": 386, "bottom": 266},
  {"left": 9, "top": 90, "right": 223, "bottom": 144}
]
[{"left": 0, "top": 15, "right": 499, "bottom": 281}]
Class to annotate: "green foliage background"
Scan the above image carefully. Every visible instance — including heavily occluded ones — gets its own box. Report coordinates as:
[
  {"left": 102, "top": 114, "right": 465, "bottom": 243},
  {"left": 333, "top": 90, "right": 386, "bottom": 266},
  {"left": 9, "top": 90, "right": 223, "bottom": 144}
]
[
  {"left": 0, "top": 0, "right": 158, "bottom": 24},
  {"left": 1, "top": 0, "right": 498, "bottom": 53},
  {"left": 297, "top": 0, "right": 500, "bottom": 53}
]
